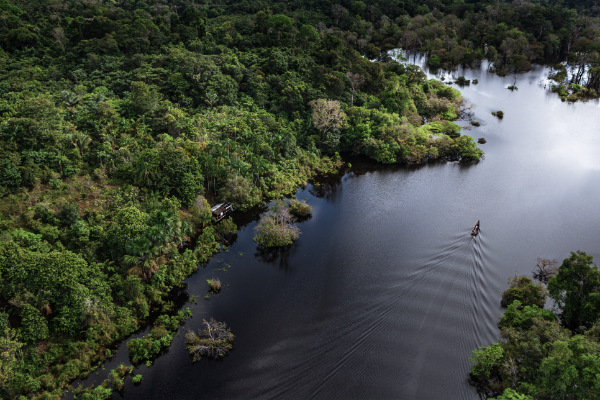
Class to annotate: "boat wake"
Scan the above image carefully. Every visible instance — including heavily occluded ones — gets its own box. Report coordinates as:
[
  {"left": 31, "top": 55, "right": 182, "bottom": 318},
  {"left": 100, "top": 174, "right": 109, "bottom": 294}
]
[{"left": 234, "top": 227, "right": 500, "bottom": 400}]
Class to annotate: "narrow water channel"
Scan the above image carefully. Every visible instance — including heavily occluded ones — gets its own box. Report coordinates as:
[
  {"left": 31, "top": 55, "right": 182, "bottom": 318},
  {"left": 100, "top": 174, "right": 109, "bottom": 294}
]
[{"left": 92, "top": 56, "right": 600, "bottom": 400}]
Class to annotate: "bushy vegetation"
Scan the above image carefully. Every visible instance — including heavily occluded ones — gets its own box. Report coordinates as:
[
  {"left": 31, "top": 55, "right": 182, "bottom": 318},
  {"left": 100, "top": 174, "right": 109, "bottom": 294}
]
[
  {"left": 287, "top": 198, "right": 313, "bottom": 218},
  {"left": 254, "top": 201, "right": 301, "bottom": 247},
  {"left": 14, "top": 0, "right": 600, "bottom": 396},
  {"left": 207, "top": 278, "right": 222, "bottom": 293},
  {"left": 469, "top": 251, "right": 600, "bottom": 399},
  {"left": 132, "top": 374, "right": 143, "bottom": 385},
  {"left": 127, "top": 309, "right": 191, "bottom": 365}
]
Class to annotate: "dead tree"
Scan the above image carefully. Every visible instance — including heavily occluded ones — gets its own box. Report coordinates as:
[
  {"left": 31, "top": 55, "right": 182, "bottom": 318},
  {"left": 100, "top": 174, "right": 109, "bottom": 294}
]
[
  {"left": 533, "top": 257, "right": 558, "bottom": 284},
  {"left": 185, "top": 318, "right": 234, "bottom": 361}
]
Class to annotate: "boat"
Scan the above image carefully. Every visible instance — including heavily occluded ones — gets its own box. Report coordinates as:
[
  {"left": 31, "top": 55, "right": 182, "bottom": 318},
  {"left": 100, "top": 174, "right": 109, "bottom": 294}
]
[{"left": 471, "top": 220, "right": 480, "bottom": 237}]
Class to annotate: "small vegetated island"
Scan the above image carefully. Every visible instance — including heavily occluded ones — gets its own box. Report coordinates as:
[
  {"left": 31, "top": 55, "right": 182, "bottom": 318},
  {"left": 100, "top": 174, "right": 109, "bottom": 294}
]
[{"left": 0, "top": 0, "right": 596, "bottom": 398}]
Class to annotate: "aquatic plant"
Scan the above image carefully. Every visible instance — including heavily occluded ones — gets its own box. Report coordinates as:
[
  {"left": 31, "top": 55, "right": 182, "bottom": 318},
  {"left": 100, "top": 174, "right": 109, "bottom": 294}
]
[
  {"left": 132, "top": 374, "right": 143, "bottom": 385},
  {"left": 108, "top": 364, "right": 132, "bottom": 392},
  {"left": 207, "top": 278, "right": 221, "bottom": 293},
  {"left": 287, "top": 199, "right": 312, "bottom": 218}
]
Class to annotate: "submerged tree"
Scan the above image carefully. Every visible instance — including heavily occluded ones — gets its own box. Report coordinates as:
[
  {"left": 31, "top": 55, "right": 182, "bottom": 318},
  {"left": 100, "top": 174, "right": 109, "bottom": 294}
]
[
  {"left": 185, "top": 319, "right": 234, "bottom": 361},
  {"left": 253, "top": 201, "right": 300, "bottom": 247}
]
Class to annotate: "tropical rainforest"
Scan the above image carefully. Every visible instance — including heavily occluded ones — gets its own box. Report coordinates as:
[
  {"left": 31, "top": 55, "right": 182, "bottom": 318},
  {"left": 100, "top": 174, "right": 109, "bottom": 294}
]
[
  {"left": 470, "top": 252, "right": 600, "bottom": 400},
  {"left": 0, "top": 0, "right": 598, "bottom": 398}
]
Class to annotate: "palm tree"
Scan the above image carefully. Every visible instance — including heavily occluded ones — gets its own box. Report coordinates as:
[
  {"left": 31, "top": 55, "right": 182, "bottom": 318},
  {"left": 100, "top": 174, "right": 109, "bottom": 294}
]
[
  {"left": 123, "top": 236, "right": 162, "bottom": 280},
  {"left": 69, "top": 132, "right": 92, "bottom": 158}
]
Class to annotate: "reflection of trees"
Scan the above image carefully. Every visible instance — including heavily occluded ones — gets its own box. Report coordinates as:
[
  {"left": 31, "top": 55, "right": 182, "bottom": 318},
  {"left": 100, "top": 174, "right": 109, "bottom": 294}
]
[
  {"left": 308, "top": 176, "right": 343, "bottom": 200},
  {"left": 254, "top": 243, "right": 297, "bottom": 271},
  {"left": 220, "top": 233, "right": 238, "bottom": 247}
]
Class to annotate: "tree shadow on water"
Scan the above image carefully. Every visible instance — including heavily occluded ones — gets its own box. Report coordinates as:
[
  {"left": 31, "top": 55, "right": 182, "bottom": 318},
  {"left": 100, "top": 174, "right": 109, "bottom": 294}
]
[
  {"left": 254, "top": 243, "right": 297, "bottom": 271},
  {"left": 308, "top": 179, "right": 342, "bottom": 201}
]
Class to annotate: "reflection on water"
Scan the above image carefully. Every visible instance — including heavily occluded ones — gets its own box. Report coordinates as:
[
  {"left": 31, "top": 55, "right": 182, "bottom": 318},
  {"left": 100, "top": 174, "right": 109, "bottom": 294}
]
[
  {"left": 76, "top": 54, "right": 600, "bottom": 400},
  {"left": 254, "top": 244, "right": 297, "bottom": 271}
]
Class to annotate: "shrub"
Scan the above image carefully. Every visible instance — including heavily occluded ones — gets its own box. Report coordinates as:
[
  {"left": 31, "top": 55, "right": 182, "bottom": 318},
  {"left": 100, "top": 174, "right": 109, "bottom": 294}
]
[
  {"left": 80, "top": 385, "right": 112, "bottom": 400},
  {"left": 287, "top": 199, "right": 312, "bottom": 218},
  {"left": 127, "top": 326, "right": 173, "bottom": 364},
  {"left": 109, "top": 364, "right": 132, "bottom": 391},
  {"left": 207, "top": 278, "right": 221, "bottom": 293},
  {"left": 132, "top": 374, "right": 143, "bottom": 385},
  {"left": 253, "top": 201, "right": 300, "bottom": 247}
]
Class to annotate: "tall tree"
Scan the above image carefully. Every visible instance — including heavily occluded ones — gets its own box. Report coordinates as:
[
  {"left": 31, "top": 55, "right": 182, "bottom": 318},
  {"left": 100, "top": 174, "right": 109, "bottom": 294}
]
[{"left": 548, "top": 250, "right": 600, "bottom": 331}]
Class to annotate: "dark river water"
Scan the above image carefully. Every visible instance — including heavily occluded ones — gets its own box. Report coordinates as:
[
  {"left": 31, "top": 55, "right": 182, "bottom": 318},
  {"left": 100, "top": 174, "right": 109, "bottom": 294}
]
[{"left": 92, "top": 56, "right": 600, "bottom": 399}]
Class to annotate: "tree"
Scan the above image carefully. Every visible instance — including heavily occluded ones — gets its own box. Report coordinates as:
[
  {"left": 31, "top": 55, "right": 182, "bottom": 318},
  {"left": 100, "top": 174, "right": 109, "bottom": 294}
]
[
  {"left": 218, "top": 174, "right": 259, "bottom": 210},
  {"left": 129, "top": 81, "right": 161, "bottom": 116},
  {"left": 298, "top": 24, "right": 320, "bottom": 49},
  {"left": 537, "top": 335, "right": 600, "bottom": 399},
  {"left": 470, "top": 342, "right": 504, "bottom": 379},
  {"left": 254, "top": 201, "right": 300, "bottom": 247},
  {"left": 265, "top": 14, "right": 293, "bottom": 44},
  {"left": 501, "top": 276, "right": 547, "bottom": 308},
  {"left": 310, "top": 99, "right": 347, "bottom": 152},
  {"left": 19, "top": 304, "right": 49, "bottom": 343},
  {"left": 548, "top": 251, "right": 600, "bottom": 331},
  {"left": 185, "top": 319, "right": 234, "bottom": 361},
  {"left": 346, "top": 71, "right": 365, "bottom": 106},
  {"left": 310, "top": 99, "right": 347, "bottom": 139}
]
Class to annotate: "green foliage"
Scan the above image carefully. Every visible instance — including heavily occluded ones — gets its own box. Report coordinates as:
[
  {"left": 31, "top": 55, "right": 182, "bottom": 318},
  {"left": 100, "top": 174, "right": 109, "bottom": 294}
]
[
  {"left": 127, "top": 326, "right": 173, "bottom": 365},
  {"left": 470, "top": 252, "right": 600, "bottom": 399},
  {"left": 501, "top": 276, "right": 547, "bottom": 308},
  {"left": 80, "top": 385, "right": 112, "bottom": 400},
  {"left": 490, "top": 388, "right": 532, "bottom": 400},
  {"left": 287, "top": 198, "right": 312, "bottom": 218},
  {"left": 218, "top": 174, "right": 259, "bottom": 210},
  {"left": 499, "top": 300, "right": 557, "bottom": 330},
  {"left": 128, "top": 81, "right": 161, "bottom": 116},
  {"left": 548, "top": 251, "right": 600, "bottom": 331},
  {"left": 127, "top": 309, "right": 190, "bottom": 365},
  {"left": 470, "top": 343, "right": 503, "bottom": 378},
  {"left": 254, "top": 201, "right": 300, "bottom": 247},
  {"left": 19, "top": 304, "right": 49, "bottom": 343},
  {"left": 132, "top": 374, "right": 143, "bottom": 384}
]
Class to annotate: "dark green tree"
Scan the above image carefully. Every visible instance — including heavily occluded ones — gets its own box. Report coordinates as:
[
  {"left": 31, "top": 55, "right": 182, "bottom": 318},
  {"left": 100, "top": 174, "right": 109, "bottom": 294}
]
[{"left": 548, "top": 251, "right": 600, "bottom": 331}]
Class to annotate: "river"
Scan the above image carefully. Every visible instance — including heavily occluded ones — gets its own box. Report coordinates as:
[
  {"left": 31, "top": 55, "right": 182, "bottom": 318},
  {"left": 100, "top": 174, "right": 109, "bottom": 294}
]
[{"left": 94, "top": 55, "right": 600, "bottom": 399}]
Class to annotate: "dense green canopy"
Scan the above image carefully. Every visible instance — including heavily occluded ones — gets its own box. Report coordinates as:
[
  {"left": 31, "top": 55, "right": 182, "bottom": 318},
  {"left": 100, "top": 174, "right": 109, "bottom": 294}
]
[{"left": 1, "top": 0, "right": 596, "bottom": 398}]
